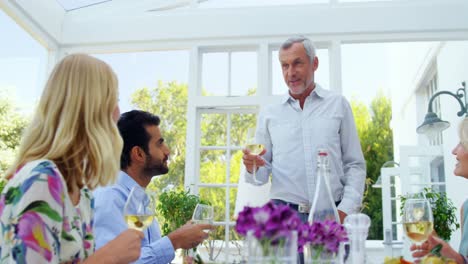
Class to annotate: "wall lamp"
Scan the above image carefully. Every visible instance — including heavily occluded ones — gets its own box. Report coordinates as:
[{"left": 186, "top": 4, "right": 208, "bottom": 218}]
[{"left": 416, "top": 81, "right": 467, "bottom": 138}]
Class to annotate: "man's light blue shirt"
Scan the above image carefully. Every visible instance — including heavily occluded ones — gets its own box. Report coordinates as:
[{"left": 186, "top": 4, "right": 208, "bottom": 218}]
[
  {"left": 245, "top": 85, "right": 366, "bottom": 214},
  {"left": 93, "top": 171, "right": 175, "bottom": 264}
]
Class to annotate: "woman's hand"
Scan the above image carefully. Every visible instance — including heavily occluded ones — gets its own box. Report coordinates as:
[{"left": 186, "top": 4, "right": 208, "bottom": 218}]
[
  {"left": 85, "top": 229, "right": 144, "bottom": 264},
  {"left": 411, "top": 234, "right": 463, "bottom": 264}
]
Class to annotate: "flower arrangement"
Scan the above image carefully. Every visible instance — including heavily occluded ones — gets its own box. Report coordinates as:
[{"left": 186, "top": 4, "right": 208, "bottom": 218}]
[
  {"left": 236, "top": 201, "right": 302, "bottom": 244},
  {"left": 236, "top": 202, "right": 301, "bottom": 263},
  {"left": 236, "top": 202, "right": 348, "bottom": 263},
  {"left": 299, "top": 220, "right": 348, "bottom": 262}
]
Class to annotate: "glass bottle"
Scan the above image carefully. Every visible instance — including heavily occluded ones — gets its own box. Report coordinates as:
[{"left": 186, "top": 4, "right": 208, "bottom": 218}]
[{"left": 308, "top": 148, "right": 340, "bottom": 223}]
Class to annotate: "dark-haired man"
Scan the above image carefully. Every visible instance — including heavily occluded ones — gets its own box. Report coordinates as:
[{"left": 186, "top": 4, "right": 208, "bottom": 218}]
[{"left": 94, "top": 110, "right": 213, "bottom": 263}]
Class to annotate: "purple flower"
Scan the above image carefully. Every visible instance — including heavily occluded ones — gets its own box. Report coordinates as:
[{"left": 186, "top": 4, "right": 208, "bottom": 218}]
[
  {"left": 235, "top": 206, "right": 257, "bottom": 236},
  {"left": 298, "top": 219, "right": 348, "bottom": 254},
  {"left": 47, "top": 170, "right": 64, "bottom": 206},
  {"left": 235, "top": 202, "right": 348, "bottom": 255},
  {"left": 236, "top": 202, "right": 301, "bottom": 245}
]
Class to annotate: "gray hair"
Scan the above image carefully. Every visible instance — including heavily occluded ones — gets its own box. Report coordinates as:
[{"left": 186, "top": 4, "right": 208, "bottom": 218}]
[{"left": 280, "top": 35, "right": 316, "bottom": 62}]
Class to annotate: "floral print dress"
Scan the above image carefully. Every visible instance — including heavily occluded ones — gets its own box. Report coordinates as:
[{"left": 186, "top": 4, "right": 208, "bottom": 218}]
[{"left": 0, "top": 160, "right": 94, "bottom": 263}]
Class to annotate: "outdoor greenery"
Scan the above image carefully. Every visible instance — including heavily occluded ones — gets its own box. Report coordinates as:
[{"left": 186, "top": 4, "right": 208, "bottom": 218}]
[
  {"left": 0, "top": 95, "right": 29, "bottom": 179},
  {"left": 400, "top": 187, "right": 459, "bottom": 241},
  {"left": 156, "top": 188, "right": 203, "bottom": 236},
  {"left": 351, "top": 92, "right": 394, "bottom": 240}
]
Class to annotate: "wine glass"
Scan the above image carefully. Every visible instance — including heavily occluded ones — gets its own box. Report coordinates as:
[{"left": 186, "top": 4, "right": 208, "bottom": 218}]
[
  {"left": 192, "top": 203, "right": 214, "bottom": 228},
  {"left": 123, "top": 186, "right": 155, "bottom": 231},
  {"left": 245, "top": 128, "right": 264, "bottom": 184},
  {"left": 188, "top": 204, "right": 214, "bottom": 261},
  {"left": 402, "top": 197, "right": 434, "bottom": 260}
]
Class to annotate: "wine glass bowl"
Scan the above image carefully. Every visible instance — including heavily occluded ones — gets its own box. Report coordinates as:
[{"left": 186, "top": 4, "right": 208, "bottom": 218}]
[
  {"left": 402, "top": 198, "right": 433, "bottom": 245},
  {"left": 245, "top": 128, "right": 264, "bottom": 184},
  {"left": 192, "top": 203, "right": 214, "bottom": 226},
  {"left": 123, "top": 186, "right": 155, "bottom": 231}
]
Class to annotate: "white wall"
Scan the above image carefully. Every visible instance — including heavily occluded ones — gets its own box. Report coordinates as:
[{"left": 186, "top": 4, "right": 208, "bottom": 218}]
[{"left": 388, "top": 42, "right": 439, "bottom": 159}]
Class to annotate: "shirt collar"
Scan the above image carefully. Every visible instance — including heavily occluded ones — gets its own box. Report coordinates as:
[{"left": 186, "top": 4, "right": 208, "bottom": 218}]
[
  {"left": 117, "top": 170, "right": 141, "bottom": 192},
  {"left": 280, "top": 83, "right": 326, "bottom": 104}
]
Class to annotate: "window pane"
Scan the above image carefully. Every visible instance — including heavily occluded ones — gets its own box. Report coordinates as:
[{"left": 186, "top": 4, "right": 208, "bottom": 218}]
[
  {"left": 229, "top": 187, "right": 238, "bottom": 220},
  {"left": 0, "top": 10, "right": 48, "bottom": 114},
  {"left": 202, "top": 52, "right": 228, "bottom": 96},
  {"left": 93, "top": 50, "right": 189, "bottom": 114},
  {"left": 230, "top": 150, "right": 243, "bottom": 184},
  {"left": 202, "top": 51, "right": 257, "bottom": 96},
  {"left": 94, "top": 50, "right": 189, "bottom": 190},
  {"left": 199, "top": 187, "right": 226, "bottom": 222},
  {"left": 201, "top": 113, "right": 227, "bottom": 146},
  {"left": 342, "top": 42, "right": 437, "bottom": 107},
  {"left": 272, "top": 48, "right": 329, "bottom": 95},
  {"left": 231, "top": 51, "right": 257, "bottom": 96},
  {"left": 200, "top": 150, "right": 226, "bottom": 184},
  {"left": 229, "top": 113, "right": 257, "bottom": 147}
]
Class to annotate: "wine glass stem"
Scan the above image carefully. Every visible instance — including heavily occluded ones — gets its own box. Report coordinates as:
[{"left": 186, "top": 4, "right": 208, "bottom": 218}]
[{"left": 253, "top": 158, "right": 257, "bottom": 181}]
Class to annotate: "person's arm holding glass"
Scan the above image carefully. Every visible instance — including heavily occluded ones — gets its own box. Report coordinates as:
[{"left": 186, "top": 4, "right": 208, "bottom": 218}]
[
  {"left": 94, "top": 110, "right": 213, "bottom": 264},
  {"left": 242, "top": 110, "right": 271, "bottom": 185},
  {"left": 94, "top": 181, "right": 212, "bottom": 264},
  {"left": 410, "top": 235, "right": 466, "bottom": 263}
]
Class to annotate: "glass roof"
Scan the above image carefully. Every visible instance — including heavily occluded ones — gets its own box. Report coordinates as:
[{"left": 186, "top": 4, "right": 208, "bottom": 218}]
[
  {"left": 55, "top": 0, "right": 111, "bottom": 11},
  {"left": 55, "top": 0, "right": 417, "bottom": 13}
]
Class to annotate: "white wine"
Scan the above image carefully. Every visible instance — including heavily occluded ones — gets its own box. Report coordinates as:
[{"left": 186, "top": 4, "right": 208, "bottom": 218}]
[
  {"left": 246, "top": 144, "right": 264, "bottom": 155},
  {"left": 404, "top": 221, "right": 433, "bottom": 243},
  {"left": 125, "top": 215, "right": 154, "bottom": 231}
]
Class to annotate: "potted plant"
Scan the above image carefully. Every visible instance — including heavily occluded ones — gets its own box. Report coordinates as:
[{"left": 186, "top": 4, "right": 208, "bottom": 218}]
[
  {"left": 156, "top": 188, "right": 207, "bottom": 264},
  {"left": 400, "top": 187, "right": 460, "bottom": 241}
]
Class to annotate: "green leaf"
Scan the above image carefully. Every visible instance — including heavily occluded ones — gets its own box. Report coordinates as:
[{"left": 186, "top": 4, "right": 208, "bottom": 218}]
[
  {"left": 20, "top": 200, "right": 62, "bottom": 221},
  {"left": 5, "top": 186, "right": 21, "bottom": 204},
  {"left": 62, "top": 231, "right": 76, "bottom": 242}
]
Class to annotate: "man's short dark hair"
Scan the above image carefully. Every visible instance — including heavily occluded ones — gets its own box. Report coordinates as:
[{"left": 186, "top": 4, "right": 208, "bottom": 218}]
[{"left": 117, "top": 110, "right": 161, "bottom": 169}]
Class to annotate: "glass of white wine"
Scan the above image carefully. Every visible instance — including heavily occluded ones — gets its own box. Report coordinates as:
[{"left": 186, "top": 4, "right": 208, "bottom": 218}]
[
  {"left": 402, "top": 197, "right": 434, "bottom": 260},
  {"left": 245, "top": 128, "right": 264, "bottom": 184},
  {"left": 124, "top": 186, "right": 155, "bottom": 231},
  {"left": 192, "top": 203, "right": 214, "bottom": 228}
]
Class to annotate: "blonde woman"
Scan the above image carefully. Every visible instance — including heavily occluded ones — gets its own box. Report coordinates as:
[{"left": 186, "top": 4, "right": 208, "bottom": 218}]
[
  {"left": 0, "top": 54, "right": 143, "bottom": 263},
  {"left": 411, "top": 118, "right": 468, "bottom": 263}
]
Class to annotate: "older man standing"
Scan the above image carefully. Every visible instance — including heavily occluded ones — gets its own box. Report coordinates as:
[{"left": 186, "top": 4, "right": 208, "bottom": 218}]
[{"left": 242, "top": 35, "right": 366, "bottom": 224}]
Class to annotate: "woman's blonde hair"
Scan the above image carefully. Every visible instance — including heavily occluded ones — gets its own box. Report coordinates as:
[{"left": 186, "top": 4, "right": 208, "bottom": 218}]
[
  {"left": 459, "top": 117, "right": 468, "bottom": 150},
  {"left": 7, "top": 54, "right": 123, "bottom": 191}
]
